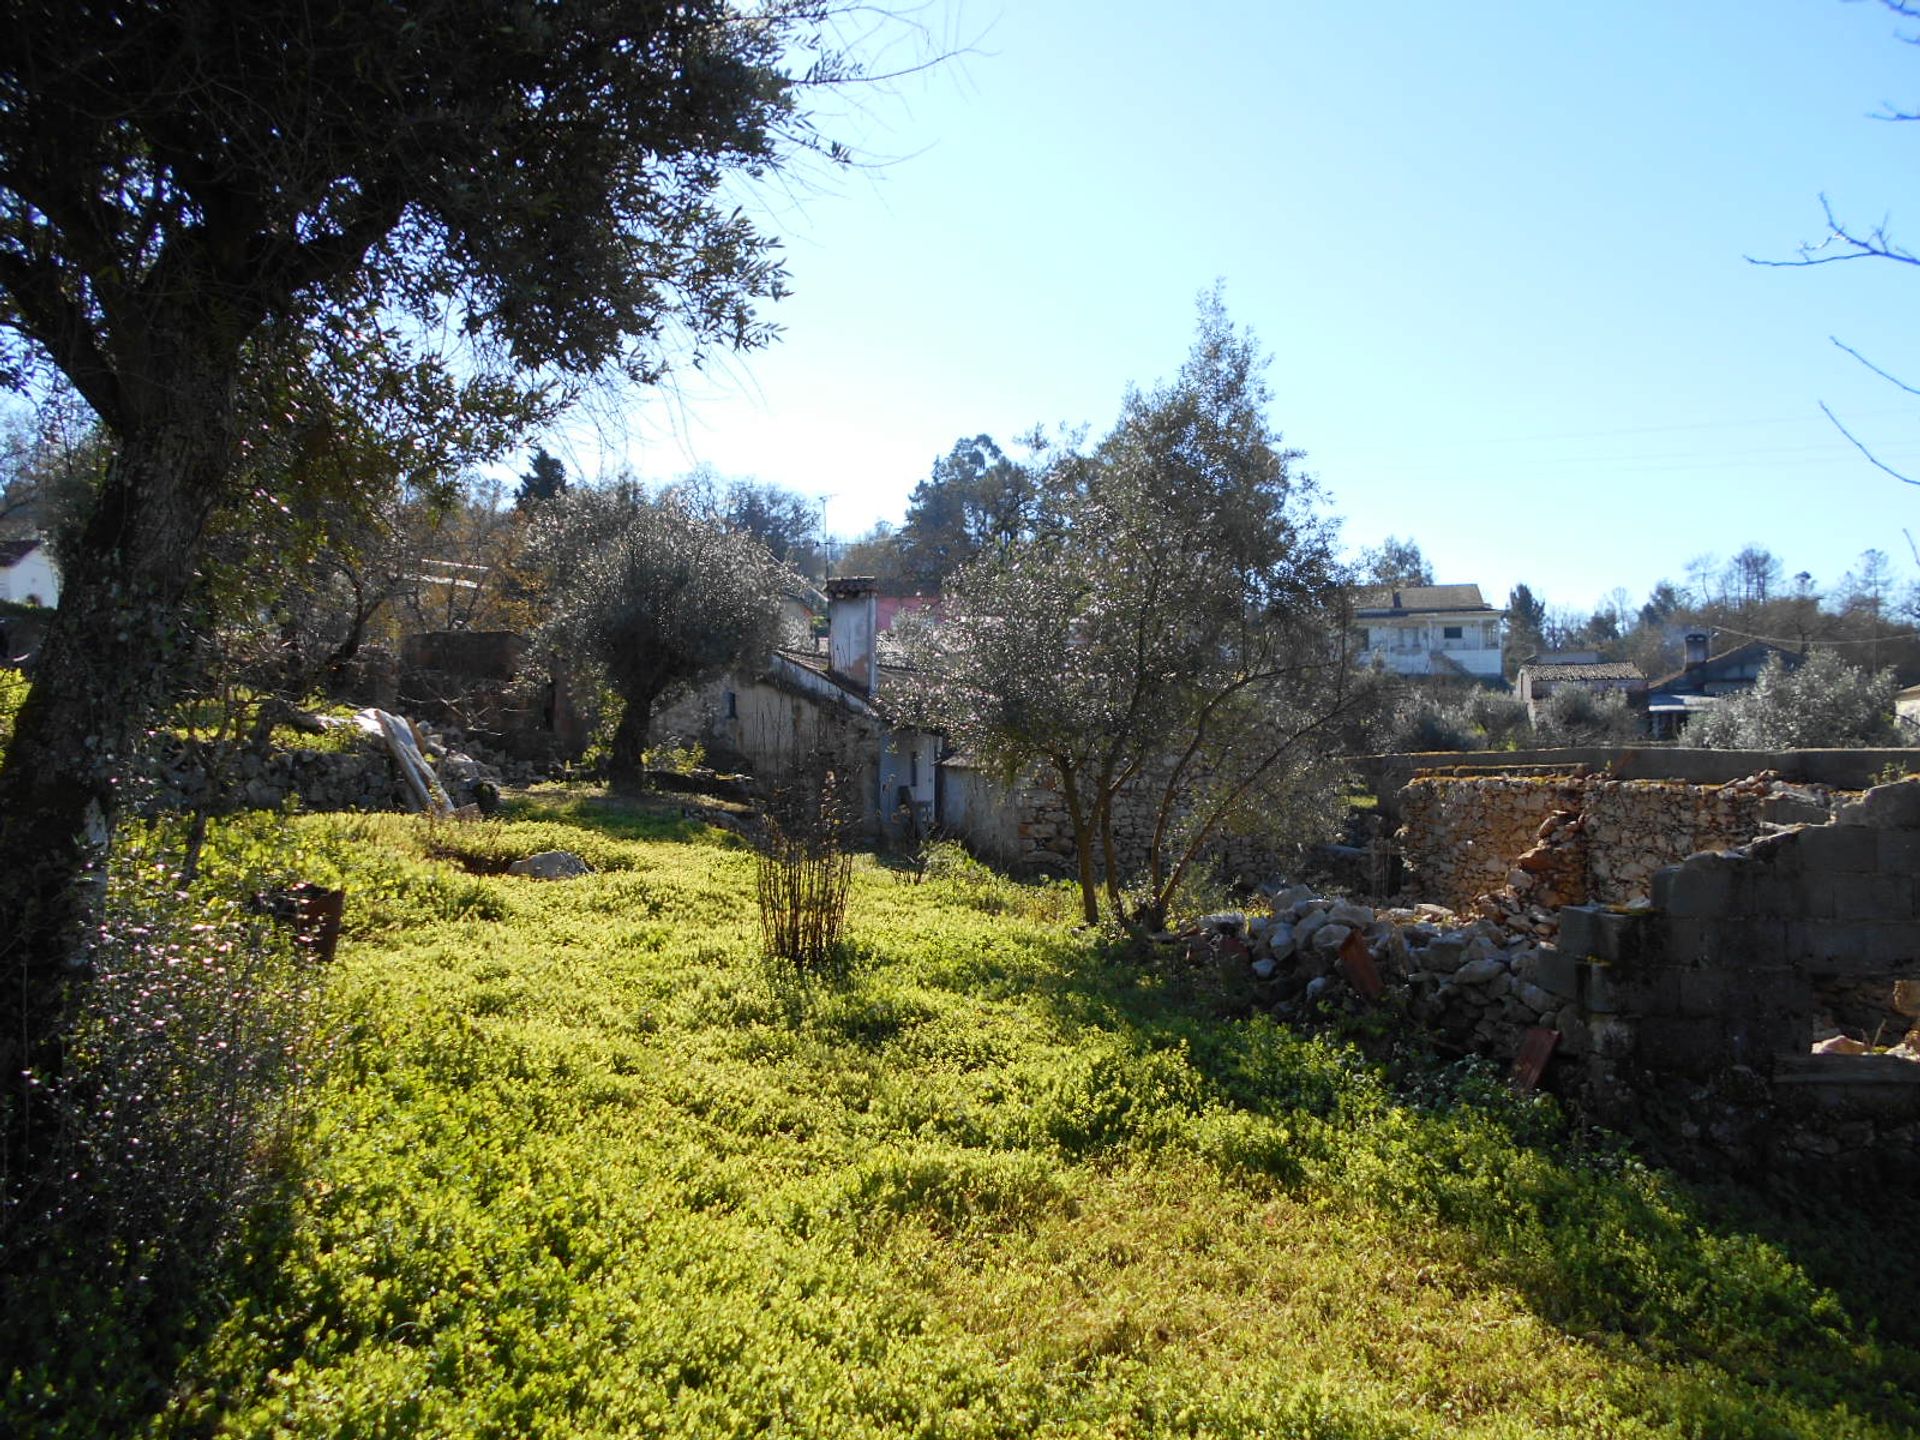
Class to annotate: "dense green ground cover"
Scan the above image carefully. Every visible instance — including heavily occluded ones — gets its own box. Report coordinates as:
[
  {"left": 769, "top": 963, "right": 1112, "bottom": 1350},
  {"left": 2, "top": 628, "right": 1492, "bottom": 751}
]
[{"left": 10, "top": 793, "right": 1920, "bottom": 1438}]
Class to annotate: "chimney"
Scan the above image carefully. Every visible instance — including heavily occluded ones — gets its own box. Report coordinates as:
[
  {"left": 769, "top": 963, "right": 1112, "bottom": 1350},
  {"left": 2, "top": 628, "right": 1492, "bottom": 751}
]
[
  {"left": 826, "top": 576, "right": 879, "bottom": 696},
  {"left": 1683, "top": 631, "right": 1709, "bottom": 667}
]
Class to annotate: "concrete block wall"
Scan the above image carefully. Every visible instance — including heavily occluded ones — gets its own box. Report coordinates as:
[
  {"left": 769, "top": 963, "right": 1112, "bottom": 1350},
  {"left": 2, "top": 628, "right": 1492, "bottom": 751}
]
[{"left": 1549, "top": 779, "right": 1920, "bottom": 1175}]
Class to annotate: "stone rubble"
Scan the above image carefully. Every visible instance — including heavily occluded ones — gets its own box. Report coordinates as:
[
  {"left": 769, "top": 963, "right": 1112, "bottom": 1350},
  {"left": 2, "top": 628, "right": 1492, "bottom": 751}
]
[{"left": 1182, "top": 883, "right": 1562, "bottom": 1058}]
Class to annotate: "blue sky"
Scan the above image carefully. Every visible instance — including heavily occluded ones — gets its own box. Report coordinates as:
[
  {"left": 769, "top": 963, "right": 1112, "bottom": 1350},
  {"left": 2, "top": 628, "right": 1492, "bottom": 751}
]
[{"left": 549, "top": 1, "right": 1920, "bottom": 623}]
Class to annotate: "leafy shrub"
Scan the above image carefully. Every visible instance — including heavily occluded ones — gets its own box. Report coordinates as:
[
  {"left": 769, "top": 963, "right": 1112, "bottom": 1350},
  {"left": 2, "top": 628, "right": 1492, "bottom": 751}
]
[
  {"left": 2, "top": 820, "right": 325, "bottom": 1434},
  {"left": 1690, "top": 651, "right": 1899, "bottom": 749},
  {"left": 1532, "top": 684, "right": 1642, "bottom": 746},
  {"left": 1384, "top": 687, "right": 1530, "bottom": 753}
]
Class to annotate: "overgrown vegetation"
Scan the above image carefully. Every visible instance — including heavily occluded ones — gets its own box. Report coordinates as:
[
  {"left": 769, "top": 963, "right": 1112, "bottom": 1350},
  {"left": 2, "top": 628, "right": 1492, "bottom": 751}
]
[
  {"left": 9, "top": 796, "right": 1916, "bottom": 1438},
  {"left": 1690, "top": 650, "right": 1901, "bottom": 749},
  {"left": 2, "top": 816, "right": 327, "bottom": 1437}
]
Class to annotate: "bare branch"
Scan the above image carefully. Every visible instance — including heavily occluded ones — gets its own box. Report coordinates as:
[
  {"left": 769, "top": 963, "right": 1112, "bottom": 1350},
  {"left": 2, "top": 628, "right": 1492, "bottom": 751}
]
[
  {"left": 1820, "top": 400, "right": 1920, "bottom": 486},
  {"left": 1831, "top": 335, "right": 1920, "bottom": 396},
  {"left": 1746, "top": 194, "right": 1920, "bottom": 269}
]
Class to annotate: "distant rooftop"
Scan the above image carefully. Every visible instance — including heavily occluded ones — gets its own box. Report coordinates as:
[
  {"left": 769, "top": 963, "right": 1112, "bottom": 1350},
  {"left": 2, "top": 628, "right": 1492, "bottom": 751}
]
[
  {"left": 1351, "top": 583, "right": 1494, "bottom": 615},
  {"left": 1516, "top": 662, "right": 1644, "bottom": 682}
]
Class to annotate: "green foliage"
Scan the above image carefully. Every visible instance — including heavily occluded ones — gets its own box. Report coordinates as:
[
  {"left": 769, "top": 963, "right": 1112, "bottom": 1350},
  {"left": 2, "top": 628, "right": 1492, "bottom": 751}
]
[
  {"left": 1358, "top": 534, "right": 1433, "bottom": 588},
  {"left": 1384, "top": 686, "right": 1531, "bottom": 753},
  {"left": 532, "top": 481, "right": 789, "bottom": 785},
  {"left": 1691, "top": 651, "right": 1900, "bottom": 749},
  {"left": 0, "top": 665, "right": 26, "bottom": 765},
  {"left": 3, "top": 816, "right": 325, "bottom": 1437},
  {"left": 908, "top": 291, "right": 1352, "bottom": 927},
  {"left": 1533, "top": 684, "right": 1642, "bottom": 747},
  {"left": 897, "top": 434, "right": 1042, "bottom": 587},
  {"left": 15, "top": 796, "right": 1918, "bottom": 1438},
  {"left": 515, "top": 445, "right": 568, "bottom": 508}
]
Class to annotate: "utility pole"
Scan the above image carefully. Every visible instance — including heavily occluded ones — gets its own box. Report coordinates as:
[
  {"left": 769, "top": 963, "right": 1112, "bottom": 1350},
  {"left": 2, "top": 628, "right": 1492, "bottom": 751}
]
[{"left": 816, "top": 492, "right": 836, "bottom": 581}]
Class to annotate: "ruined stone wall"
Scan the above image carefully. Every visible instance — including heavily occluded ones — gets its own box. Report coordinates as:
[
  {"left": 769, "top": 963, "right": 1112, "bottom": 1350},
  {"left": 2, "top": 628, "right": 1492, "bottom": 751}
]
[
  {"left": 1397, "top": 776, "right": 1584, "bottom": 909},
  {"left": 1541, "top": 781, "right": 1920, "bottom": 1175},
  {"left": 1399, "top": 773, "right": 1798, "bottom": 912}
]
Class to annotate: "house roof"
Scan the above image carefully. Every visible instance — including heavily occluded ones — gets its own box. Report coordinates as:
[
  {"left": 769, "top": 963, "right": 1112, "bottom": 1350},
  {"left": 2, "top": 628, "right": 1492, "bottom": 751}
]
[
  {"left": 1350, "top": 583, "right": 1495, "bottom": 616},
  {"left": 1516, "top": 662, "right": 1644, "bottom": 683},
  {"left": 1645, "top": 639, "right": 1800, "bottom": 696},
  {"left": 0, "top": 537, "right": 43, "bottom": 568}
]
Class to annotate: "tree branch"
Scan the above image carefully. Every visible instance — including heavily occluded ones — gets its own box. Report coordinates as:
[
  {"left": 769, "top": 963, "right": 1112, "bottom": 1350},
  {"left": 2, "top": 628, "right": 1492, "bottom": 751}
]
[{"left": 1820, "top": 400, "right": 1920, "bottom": 486}]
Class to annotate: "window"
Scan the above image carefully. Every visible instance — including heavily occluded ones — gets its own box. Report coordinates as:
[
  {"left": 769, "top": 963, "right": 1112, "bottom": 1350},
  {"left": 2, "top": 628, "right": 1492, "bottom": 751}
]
[
  {"left": 724, "top": 690, "right": 737, "bottom": 719},
  {"left": 910, "top": 750, "right": 919, "bottom": 788},
  {"left": 1442, "top": 625, "right": 1463, "bottom": 641}
]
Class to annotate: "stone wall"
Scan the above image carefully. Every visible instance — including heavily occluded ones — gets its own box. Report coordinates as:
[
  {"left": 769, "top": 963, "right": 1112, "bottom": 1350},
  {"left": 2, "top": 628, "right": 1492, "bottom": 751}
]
[
  {"left": 1398, "top": 776, "right": 1578, "bottom": 909},
  {"left": 139, "top": 735, "right": 407, "bottom": 815},
  {"left": 1355, "top": 745, "right": 1920, "bottom": 827},
  {"left": 1398, "top": 772, "right": 1824, "bottom": 912},
  {"left": 944, "top": 761, "right": 1284, "bottom": 883}
]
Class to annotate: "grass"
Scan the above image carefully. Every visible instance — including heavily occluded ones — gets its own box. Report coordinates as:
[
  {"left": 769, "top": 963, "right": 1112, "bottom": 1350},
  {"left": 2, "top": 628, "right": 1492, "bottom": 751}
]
[{"left": 9, "top": 791, "right": 1920, "bottom": 1438}]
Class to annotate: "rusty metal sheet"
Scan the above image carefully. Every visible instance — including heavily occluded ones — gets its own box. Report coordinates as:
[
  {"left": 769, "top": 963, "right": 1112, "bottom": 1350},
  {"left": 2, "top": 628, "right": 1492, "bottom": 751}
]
[
  {"left": 1512, "top": 1026, "right": 1561, "bottom": 1091},
  {"left": 1338, "top": 927, "right": 1384, "bottom": 1001}
]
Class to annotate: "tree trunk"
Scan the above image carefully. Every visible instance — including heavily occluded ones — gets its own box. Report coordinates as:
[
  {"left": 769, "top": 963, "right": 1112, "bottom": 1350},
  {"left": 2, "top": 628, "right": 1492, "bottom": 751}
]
[
  {"left": 0, "top": 397, "right": 229, "bottom": 1193},
  {"left": 1057, "top": 760, "right": 1101, "bottom": 926},
  {"left": 605, "top": 691, "right": 656, "bottom": 792}
]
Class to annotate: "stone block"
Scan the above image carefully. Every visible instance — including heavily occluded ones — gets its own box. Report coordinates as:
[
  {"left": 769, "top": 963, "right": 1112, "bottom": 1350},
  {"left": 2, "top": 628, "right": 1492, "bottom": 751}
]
[
  {"left": 1650, "top": 865, "right": 1680, "bottom": 912},
  {"left": 1712, "top": 916, "right": 1790, "bottom": 968},
  {"left": 1869, "top": 923, "right": 1920, "bottom": 969},
  {"left": 1879, "top": 828, "right": 1920, "bottom": 875},
  {"left": 1835, "top": 777, "right": 1920, "bottom": 830},
  {"left": 1586, "top": 962, "right": 1640, "bottom": 1015},
  {"left": 1664, "top": 916, "right": 1713, "bottom": 967},
  {"left": 1556, "top": 905, "right": 1602, "bottom": 960},
  {"left": 1831, "top": 873, "right": 1915, "bottom": 922},
  {"left": 1678, "top": 969, "right": 1729, "bottom": 1017},
  {"left": 1635, "top": 1015, "right": 1726, "bottom": 1073},
  {"left": 1796, "top": 824, "right": 1881, "bottom": 874},
  {"left": 1796, "top": 920, "right": 1871, "bottom": 965},
  {"left": 1554, "top": 1011, "right": 1591, "bottom": 1057},
  {"left": 1662, "top": 855, "right": 1737, "bottom": 918},
  {"left": 1535, "top": 945, "right": 1583, "bottom": 1001},
  {"left": 1794, "top": 870, "right": 1840, "bottom": 921},
  {"left": 1589, "top": 1017, "right": 1637, "bottom": 1061}
]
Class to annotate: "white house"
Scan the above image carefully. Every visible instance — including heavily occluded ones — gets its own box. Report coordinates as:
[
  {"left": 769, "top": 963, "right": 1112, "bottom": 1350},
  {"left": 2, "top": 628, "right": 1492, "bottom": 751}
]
[
  {"left": 1351, "top": 584, "right": 1503, "bottom": 680},
  {"left": 0, "top": 538, "right": 58, "bottom": 607}
]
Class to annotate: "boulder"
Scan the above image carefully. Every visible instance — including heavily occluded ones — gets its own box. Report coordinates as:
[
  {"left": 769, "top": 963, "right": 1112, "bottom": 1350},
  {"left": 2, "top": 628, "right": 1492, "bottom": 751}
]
[{"left": 508, "top": 850, "right": 593, "bottom": 880}]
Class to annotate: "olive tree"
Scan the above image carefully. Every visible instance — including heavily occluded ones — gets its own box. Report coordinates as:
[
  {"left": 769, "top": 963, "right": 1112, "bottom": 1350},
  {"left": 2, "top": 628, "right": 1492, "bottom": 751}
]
[
  {"left": 534, "top": 482, "right": 788, "bottom": 790},
  {"left": 1689, "top": 652, "right": 1899, "bottom": 749},
  {"left": 909, "top": 294, "right": 1357, "bottom": 928},
  {"left": 0, "top": 0, "right": 874, "bottom": 1170}
]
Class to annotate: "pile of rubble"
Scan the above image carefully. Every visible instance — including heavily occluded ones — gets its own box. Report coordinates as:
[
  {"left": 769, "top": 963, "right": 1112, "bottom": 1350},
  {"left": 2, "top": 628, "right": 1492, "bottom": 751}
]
[{"left": 1182, "top": 883, "right": 1570, "bottom": 1055}]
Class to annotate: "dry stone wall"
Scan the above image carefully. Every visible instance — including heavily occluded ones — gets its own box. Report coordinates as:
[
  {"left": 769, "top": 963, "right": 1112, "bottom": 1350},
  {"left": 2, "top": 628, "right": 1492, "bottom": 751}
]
[{"left": 1398, "top": 772, "right": 1828, "bottom": 913}]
